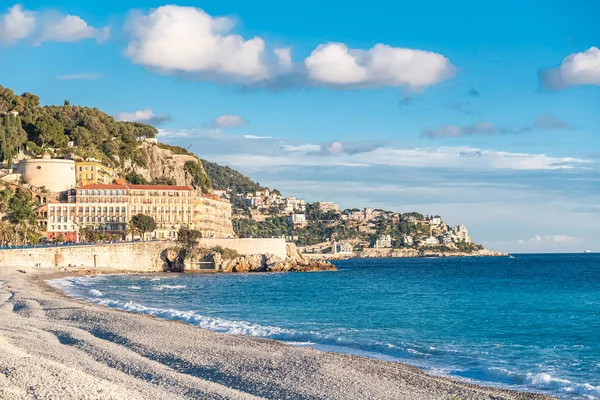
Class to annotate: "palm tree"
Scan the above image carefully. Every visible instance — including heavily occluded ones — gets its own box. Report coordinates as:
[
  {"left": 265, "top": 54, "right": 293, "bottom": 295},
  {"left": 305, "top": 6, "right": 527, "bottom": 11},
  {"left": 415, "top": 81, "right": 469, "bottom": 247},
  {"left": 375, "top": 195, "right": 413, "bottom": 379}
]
[{"left": 0, "top": 220, "right": 16, "bottom": 246}]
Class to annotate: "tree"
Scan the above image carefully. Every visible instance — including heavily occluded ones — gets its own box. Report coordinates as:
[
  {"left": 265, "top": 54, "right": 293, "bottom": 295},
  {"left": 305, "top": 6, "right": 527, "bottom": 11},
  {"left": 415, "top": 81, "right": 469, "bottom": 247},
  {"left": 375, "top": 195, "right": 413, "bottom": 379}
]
[
  {"left": 130, "top": 214, "right": 156, "bottom": 240},
  {"left": 8, "top": 189, "right": 36, "bottom": 225},
  {"left": 35, "top": 115, "right": 68, "bottom": 147},
  {"left": 184, "top": 161, "right": 211, "bottom": 193},
  {"left": 177, "top": 227, "right": 202, "bottom": 248},
  {"left": 0, "top": 221, "right": 16, "bottom": 246}
]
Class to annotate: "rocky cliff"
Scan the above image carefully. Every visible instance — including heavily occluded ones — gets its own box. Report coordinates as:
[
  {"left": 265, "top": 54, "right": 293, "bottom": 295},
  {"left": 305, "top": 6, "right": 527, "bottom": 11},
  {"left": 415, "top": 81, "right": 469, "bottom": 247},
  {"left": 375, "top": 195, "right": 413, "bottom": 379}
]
[
  {"left": 120, "top": 142, "right": 211, "bottom": 191},
  {"left": 164, "top": 243, "right": 336, "bottom": 273}
]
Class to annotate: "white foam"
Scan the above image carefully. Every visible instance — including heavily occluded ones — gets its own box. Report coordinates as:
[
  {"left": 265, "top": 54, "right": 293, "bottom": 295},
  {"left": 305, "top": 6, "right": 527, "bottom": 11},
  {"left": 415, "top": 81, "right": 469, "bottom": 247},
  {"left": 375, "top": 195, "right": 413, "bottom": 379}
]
[
  {"left": 89, "top": 289, "right": 103, "bottom": 297},
  {"left": 488, "top": 368, "right": 600, "bottom": 398},
  {"left": 153, "top": 285, "right": 187, "bottom": 291},
  {"left": 128, "top": 286, "right": 142, "bottom": 290}
]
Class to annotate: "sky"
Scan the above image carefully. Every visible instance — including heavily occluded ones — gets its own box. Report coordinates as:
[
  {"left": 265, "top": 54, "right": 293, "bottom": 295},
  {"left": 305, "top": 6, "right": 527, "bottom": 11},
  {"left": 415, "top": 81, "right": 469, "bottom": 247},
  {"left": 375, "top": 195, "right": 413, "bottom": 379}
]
[{"left": 0, "top": 1, "right": 599, "bottom": 253}]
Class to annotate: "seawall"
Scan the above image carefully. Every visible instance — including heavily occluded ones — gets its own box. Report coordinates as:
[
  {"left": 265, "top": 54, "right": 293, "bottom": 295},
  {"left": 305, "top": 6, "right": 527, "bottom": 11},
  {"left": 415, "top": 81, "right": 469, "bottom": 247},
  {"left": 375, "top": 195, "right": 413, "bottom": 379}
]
[{"left": 0, "top": 238, "right": 287, "bottom": 271}]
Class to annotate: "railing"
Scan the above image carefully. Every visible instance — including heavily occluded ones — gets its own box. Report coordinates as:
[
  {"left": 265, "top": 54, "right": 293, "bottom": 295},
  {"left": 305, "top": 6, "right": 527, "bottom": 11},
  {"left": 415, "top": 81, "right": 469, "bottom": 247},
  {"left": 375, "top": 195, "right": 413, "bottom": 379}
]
[{"left": 0, "top": 238, "right": 162, "bottom": 251}]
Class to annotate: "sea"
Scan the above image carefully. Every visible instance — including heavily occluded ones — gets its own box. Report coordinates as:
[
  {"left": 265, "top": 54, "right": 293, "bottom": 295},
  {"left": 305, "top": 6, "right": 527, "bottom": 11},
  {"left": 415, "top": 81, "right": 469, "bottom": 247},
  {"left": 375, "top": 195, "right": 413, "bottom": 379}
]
[{"left": 48, "top": 254, "right": 600, "bottom": 399}]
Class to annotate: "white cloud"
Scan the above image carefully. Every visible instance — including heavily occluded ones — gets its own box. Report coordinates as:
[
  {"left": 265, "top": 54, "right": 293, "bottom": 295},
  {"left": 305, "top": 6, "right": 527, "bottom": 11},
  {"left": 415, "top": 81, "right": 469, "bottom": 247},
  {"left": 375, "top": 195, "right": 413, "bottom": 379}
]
[
  {"left": 421, "top": 122, "right": 496, "bottom": 139},
  {"left": 0, "top": 5, "right": 35, "bottom": 43},
  {"left": 274, "top": 47, "right": 292, "bottom": 71},
  {"left": 56, "top": 73, "right": 103, "bottom": 80},
  {"left": 221, "top": 143, "right": 589, "bottom": 171},
  {"left": 125, "top": 5, "right": 270, "bottom": 82},
  {"left": 244, "top": 135, "right": 273, "bottom": 140},
  {"left": 540, "top": 47, "right": 600, "bottom": 90},
  {"left": 282, "top": 144, "right": 322, "bottom": 152},
  {"left": 210, "top": 114, "right": 246, "bottom": 128},
  {"left": 116, "top": 108, "right": 171, "bottom": 125},
  {"left": 39, "top": 14, "right": 109, "bottom": 44},
  {"left": 304, "top": 43, "right": 455, "bottom": 90},
  {"left": 157, "top": 128, "right": 222, "bottom": 139},
  {"left": 0, "top": 5, "right": 108, "bottom": 45},
  {"left": 518, "top": 234, "right": 576, "bottom": 244}
]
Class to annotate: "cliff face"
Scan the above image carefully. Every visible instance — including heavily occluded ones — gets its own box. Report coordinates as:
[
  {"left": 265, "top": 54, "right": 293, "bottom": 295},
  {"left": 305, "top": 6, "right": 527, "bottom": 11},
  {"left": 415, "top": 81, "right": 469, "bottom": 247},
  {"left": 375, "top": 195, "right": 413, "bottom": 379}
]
[{"left": 120, "top": 142, "right": 210, "bottom": 190}]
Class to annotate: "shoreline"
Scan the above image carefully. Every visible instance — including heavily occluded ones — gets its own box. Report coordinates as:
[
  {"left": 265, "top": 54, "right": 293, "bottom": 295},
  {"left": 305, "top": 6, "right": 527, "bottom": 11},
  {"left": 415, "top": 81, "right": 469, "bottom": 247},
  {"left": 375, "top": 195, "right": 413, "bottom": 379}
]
[{"left": 1, "top": 266, "right": 553, "bottom": 400}]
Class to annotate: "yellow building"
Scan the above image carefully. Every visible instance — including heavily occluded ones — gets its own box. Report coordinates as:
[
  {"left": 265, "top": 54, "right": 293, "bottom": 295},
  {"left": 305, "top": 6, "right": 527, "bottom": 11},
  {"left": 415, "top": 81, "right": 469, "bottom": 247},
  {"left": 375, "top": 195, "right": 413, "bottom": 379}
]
[{"left": 75, "top": 160, "right": 114, "bottom": 186}]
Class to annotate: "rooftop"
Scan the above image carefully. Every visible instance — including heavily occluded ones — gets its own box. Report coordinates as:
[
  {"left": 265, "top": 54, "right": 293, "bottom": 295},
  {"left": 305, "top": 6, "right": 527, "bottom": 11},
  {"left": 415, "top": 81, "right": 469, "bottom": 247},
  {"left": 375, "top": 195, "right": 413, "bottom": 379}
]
[{"left": 78, "top": 184, "right": 193, "bottom": 191}]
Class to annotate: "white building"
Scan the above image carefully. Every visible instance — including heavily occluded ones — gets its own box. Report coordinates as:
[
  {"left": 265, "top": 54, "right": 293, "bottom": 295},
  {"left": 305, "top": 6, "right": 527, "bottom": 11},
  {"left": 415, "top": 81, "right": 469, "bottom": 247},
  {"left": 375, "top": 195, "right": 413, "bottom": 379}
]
[
  {"left": 288, "top": 213, "right": 307, "bottom": 227},
  {"left": 431, "top": 216, "right": 442, "bottom": 225},
  {"left": 374, "top": 234, "right": 392, "bottom": 248},
  {"left": 16, "top": 153, "right": 76, "bottom": 192},
  {"left": 423, "top": 236, "right": 441, "bottom": 246},
  {"left": 401, "top": 235, "right": 414, "bottom": 246}
]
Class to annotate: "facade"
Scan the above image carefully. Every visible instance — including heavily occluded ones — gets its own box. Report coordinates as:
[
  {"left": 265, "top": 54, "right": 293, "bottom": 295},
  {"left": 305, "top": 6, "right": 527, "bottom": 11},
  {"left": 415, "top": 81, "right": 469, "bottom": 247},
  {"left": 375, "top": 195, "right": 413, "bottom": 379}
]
[
  {"left": 374, "top": 234, "right": 392, "bottom": 249},
  {"left": 75, "top": 160, "right": 114, "bottom": 186},
  {"left": 15, "top": 154, "right": 76, "bottom": 192},
  {"left": 47, "top": 184, "right": 234, "bottom": 241},
  {"left": 318, "top": 202, "right": 341, "bottom": 213},
  {"left": 431, "top": 216, "right": 442, "bottom": 225},
  {"left": 288, "top": 213, "right": 307, "bottom": 227},
  {"left": 423, "top": 236, "right": 441, "bottom": 246}
]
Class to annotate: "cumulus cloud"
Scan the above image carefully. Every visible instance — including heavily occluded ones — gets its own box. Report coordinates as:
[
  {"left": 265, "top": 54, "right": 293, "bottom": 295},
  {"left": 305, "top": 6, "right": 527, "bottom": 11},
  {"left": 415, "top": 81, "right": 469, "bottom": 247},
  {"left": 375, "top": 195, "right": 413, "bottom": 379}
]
[
  {"left": 116, "top": 109, "right": 171, "bottom": 125},
  {"left": 210, "top": 114, "right": 246, "bottom": 128},
  {"left": 0, "top": 5, "right": 35, "bottom": 43},
  {"left": 38, "top": 14, "right": 109, "bottom": 44},
  {"left": 540, "top": 47, "right": 600, "bottom": 90},
  {"left": 518, "top": 234, "right": 576, "bottom": 244},
  {"left": 0, "top": 4, "right": 108, "bottom": 45},
  {"left": 125, "top": 5, "right": 270, "bottom": 82},
  {"left": 123, "top": 5, "right": 455, "bottom": 91},
  {"left": 304, "top": 43, "right": 456, "bottom": 90},
  {"left": 534, "top": 114, "right": 572, "bottom": 130}
]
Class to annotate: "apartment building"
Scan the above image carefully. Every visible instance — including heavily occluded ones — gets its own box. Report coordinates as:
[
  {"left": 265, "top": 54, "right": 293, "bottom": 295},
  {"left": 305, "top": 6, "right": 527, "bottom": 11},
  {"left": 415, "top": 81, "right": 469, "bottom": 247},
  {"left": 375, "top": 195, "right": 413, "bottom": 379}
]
[
  {"left": 75, "top": 160, "right": 114, "bottom": 186},
  {"left": 47, "top": 184, "right": 234, "bottom": 241}
]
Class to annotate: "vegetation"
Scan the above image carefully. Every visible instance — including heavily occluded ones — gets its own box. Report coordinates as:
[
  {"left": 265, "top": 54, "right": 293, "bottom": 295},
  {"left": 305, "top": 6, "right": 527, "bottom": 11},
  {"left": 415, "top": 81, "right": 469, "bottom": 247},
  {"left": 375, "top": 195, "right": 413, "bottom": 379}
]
[
  {"left": 184, "top": 161, "right": 211, "bottom": 193},
  {"left": 177, "top": 227, "right": 202, "bottom": 248},
  {"left": 157, "top": 142, "right": 195, "bottom": 156},
  {"left": 0, "top": 84, "right": 157, "bottom": 169},
  {"left": 130, "top": 214, "right": 156, "bottom": 240},
  {"left": 0, "top": 186, "right": 42, "bottom": 245},
  {"left": 212, "top": 245, "right": 240, "bottom": 260},
  {"left": 201, "top": 159, "right": 264, "bottom": 197}
]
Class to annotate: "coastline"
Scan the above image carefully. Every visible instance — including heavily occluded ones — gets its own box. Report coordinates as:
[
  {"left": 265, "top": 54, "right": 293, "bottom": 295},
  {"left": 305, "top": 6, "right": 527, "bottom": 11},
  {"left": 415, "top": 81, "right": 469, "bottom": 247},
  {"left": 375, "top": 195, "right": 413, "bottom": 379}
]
[{"left": 1, "top": 266, "right": 552, "bottom": 400}]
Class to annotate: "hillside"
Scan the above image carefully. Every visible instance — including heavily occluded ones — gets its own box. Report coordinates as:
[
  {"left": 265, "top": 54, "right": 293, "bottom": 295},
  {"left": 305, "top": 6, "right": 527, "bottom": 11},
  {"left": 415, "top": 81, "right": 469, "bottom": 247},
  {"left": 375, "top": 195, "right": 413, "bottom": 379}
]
[
  {"left": 200, "top": 159, "right": 264, "bottom": 196},
  {"left": 0, "top": 85, "right": 211, "bottom": 192}
]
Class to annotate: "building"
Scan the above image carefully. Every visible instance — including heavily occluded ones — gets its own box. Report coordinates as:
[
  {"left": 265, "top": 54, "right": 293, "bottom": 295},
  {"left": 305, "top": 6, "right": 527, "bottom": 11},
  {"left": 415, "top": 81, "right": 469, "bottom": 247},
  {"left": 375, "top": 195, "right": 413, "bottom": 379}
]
[
  {"left": 288, "top": 213, "right": 307, "bottom": 227},
  {"left": 47, "top": 203, "right": 79, "bottom": 242},
  {"left": 374, "top": 234, "right": 392, "bottom": 249},
  {"left": 47, "top": 184, "right": 234, "bottom": 241},
  {"left": 453, "top": 224, "right": 472, "bottom": 243},
  {"left": 401, "top": 235, "right": 414, "bottom": 246},
  {"left": 15, "top": 153, "right": 76, "bottom": 192},
  {"left": 423, "top": 236, "right": 440, "bottom": 246},
  {"left": 431, "top": 215, "right": 442, "bottom": 225},
  {"left": 318, "top": 202, "right": 340, "bottom": 213},
  {"left": 75, "top": 160, "right": 114, "bottom": 186}
]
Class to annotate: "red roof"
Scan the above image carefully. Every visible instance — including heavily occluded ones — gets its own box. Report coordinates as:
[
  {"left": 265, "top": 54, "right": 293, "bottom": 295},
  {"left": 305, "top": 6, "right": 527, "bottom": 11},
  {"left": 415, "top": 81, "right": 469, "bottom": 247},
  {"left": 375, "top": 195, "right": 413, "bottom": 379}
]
[
  {"left": 77, "top": 184, "right": 193, "bottom": 191},
  {"left": 128, "top": 185, "right": 192, "bottom": 191}
]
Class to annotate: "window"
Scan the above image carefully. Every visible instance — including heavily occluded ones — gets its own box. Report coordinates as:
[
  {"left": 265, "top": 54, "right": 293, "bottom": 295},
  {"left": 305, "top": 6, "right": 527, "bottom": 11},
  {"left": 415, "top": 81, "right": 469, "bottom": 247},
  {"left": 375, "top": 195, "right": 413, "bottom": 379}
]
[
  {"left": 79, "top": 167, "right": 83, "bottom": 171},
  {"left": 91, "top": 166, "right": 94, "bottom": 171}
]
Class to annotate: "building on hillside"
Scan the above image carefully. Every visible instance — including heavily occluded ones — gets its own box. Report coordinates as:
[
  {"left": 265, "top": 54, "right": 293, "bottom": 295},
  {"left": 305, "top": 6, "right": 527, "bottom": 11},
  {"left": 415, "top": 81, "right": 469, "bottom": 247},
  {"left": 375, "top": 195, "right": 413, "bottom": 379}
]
[
  {"left": 288, "top": 213, "right": 307, "bottom": 227},
  {"left": 317, "top": 202, "right": 340, "bottom": 213},
  {"left": 453, "top": 224, "right": 472, "bottom": 243},
  {"left": 9, "top": 110, "right": 19, "bottom": 117},
  {"left": 431, "top": 215, "right": 442, "bottom": 225},
  {"left": 374, "top": 234, "right": 392, "bottom": 249},
  {"left": 47, "top": 184, "right": 234, "bottom": 241},
  {"left": 401, "top": 235, "right": 414, "bottom": 246},
  {"left": 423, "top": 236, "right": 441, "bottom": 246},
  {"left": 338, "top": 242, "right": 354, "bottom": 254},
  {"left": 75, "top": 160, "right": 114, "bottom": 186},
  {"left": 15, "top": 153, "right": 76, "bottom": 192}
]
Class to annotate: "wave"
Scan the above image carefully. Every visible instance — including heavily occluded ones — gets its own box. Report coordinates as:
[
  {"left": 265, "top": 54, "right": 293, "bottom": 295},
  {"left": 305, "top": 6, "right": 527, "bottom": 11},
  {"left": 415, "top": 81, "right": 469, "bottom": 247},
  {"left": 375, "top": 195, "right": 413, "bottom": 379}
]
[
  {"left": 458, "top": 367, "right": 600, "bottom": 398},
  {"left": 153, "top": 285, "right": 187, "bottom": 291},
  {"left": 88, "top": 289, "right": 103, "bottom": 297},
  {"left": 128, "top": 286, "right": 142, "bottom": 290}
]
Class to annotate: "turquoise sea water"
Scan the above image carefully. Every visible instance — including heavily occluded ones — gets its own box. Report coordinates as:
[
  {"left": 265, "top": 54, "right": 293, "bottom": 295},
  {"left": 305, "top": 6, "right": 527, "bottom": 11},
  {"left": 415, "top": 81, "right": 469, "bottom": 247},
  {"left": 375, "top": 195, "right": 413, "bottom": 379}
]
[{"left": 49, "top": 254, "right": 600, "bottom": 399}]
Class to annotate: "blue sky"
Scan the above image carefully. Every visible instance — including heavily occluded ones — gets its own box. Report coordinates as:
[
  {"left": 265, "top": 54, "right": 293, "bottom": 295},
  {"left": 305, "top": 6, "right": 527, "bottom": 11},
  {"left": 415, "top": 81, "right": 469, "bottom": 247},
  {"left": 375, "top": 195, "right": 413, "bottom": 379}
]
[{"left": 1, "top": 1, "right": 599, "bottom": 252}]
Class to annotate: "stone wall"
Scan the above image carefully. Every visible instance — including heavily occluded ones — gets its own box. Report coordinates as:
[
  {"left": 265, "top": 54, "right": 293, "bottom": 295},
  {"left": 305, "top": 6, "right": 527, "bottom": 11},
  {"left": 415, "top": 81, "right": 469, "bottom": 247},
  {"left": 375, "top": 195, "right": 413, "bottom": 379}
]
[{"left": 0, "top": 238, "right": 287, "bottom": 271}]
